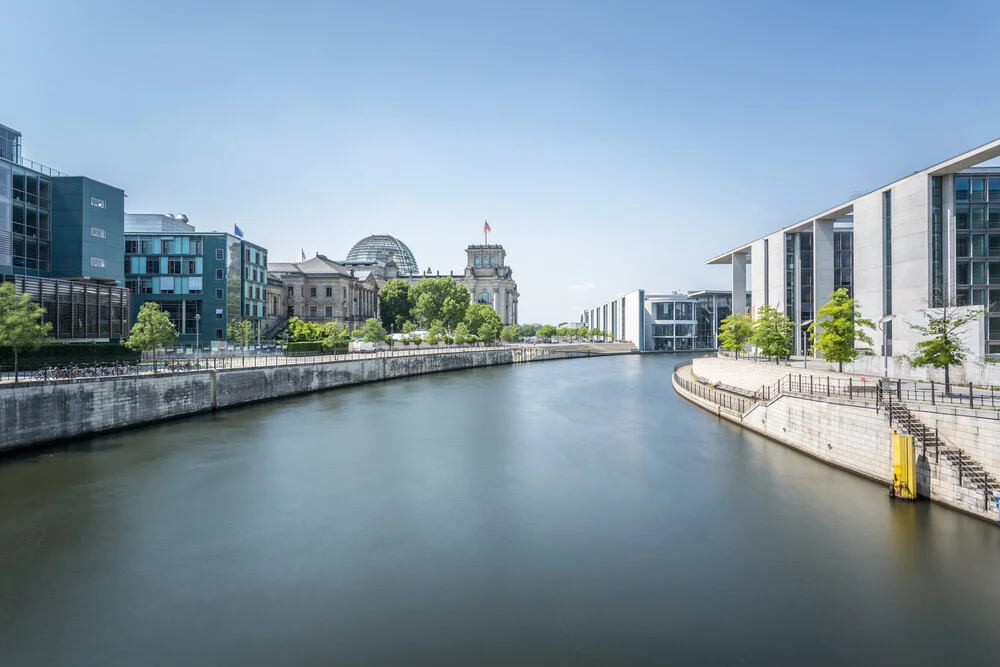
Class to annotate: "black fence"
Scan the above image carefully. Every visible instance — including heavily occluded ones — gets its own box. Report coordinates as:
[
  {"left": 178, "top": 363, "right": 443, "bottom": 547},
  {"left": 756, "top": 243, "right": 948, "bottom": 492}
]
[
  {"left": 673, "top": 362, "right": 752, "bottom": 414},
  {"left": 769, "top": 373, "right": 999, "bottom": 410}
]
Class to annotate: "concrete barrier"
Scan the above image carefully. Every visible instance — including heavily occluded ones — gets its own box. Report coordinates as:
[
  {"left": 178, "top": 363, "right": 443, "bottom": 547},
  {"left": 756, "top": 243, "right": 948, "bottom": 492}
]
[{"left": 1, "top": 347, "right": 627, "bottom": 454}]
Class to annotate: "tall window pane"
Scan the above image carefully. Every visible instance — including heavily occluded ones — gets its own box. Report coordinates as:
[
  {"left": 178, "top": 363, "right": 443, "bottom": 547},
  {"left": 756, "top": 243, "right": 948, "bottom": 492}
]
[
  {"left": 956, "top": 206, "right": 970, "bottom": 230},
  {"left": 972, "top": 178, "right": 986, "bottom": 202},
  {"left": 990, "top": 178, "right": 1000, "bottom": 202},
  {"left": 956, "top": 177, "right": 970, "bottom": 202},
  {"left": 973, "top": 234, "right": 987, "bottom": 257},
  {"left": 972, "top": 206, "right": 986, "bottom": 229}
]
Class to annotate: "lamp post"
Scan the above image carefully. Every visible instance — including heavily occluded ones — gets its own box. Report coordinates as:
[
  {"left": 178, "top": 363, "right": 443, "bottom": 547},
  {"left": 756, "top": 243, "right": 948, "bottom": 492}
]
[
  {"left": 800, "top": 320, "right": 813, "bottom": 369},
  {"left": 195, "top": 313, "right": 201, "bottom": 359},
  {"left": 878, "top": 314, "right": 896, "bottom": 379}
]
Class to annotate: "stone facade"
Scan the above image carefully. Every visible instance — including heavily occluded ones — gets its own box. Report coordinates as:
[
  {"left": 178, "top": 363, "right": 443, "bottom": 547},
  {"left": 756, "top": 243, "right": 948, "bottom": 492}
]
[{"left": 268, "top": 254, "right": 380, "bottom": 328}]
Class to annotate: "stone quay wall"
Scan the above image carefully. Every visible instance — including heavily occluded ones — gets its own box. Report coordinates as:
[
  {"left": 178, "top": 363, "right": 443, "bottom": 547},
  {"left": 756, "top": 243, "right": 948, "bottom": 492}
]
[
  {"left": 674, "top": 358, "right": 1000, "bottom": 523},
  {"left": 0, "top": 346, "right": 626, "bottom": 454}
]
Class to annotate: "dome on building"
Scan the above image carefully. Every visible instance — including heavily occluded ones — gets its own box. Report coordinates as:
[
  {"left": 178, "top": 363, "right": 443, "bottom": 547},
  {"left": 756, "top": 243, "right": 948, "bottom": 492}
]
[{"left": 344, "top": 234, "right": 419, "bottom": 274}]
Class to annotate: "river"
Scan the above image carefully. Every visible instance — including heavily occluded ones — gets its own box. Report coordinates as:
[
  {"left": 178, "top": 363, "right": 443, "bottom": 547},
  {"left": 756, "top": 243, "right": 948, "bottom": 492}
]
[{"left": 1, "top": 354, "right": 998, "bottom": 666}]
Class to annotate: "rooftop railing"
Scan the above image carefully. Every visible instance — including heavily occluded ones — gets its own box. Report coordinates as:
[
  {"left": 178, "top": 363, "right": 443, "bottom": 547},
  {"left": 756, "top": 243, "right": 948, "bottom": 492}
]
[{"left": 0, "top": 154, "right": 68, "bottom": 177}]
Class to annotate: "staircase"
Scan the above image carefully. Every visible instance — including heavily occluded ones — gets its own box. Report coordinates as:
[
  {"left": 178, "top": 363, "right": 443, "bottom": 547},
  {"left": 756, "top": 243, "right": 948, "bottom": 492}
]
[
  {"left": 260, "top": 316, "right": 289, "bottom": 341},
  {"left": 878, "top": 384, "right": 998, "bottom": 512}
]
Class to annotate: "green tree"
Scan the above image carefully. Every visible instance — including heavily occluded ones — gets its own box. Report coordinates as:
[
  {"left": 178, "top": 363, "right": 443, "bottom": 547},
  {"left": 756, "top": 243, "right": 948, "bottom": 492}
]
[
  {"left": 360, "top": 318, "right": 387, "bottom": 343},
  {"left": 500, "top": 324, "right": 521, "bottom": 342},
  {"left": 401, "top": 320, "right": 417, "bottom": 334},
  {"left": 0, "top": 282, "right": 52, "bottom": 382},
  {"left": 537, "top": 324, "right": 557, "bottom": 338},
  {"left": 751, "top": 305, "right": 794, "bottom": 364},
  {"left": 228, "top": 319, "right": 256, "bottom": 366},
  {"left": 718, "top": 312, "right": 754, "bottom": 360},
  {"left": 426, "top": 319, "right": 447, "bottom": 344},
  {"left": 518, "top": 324, "right": 537, "bottom": 338},
  {"left": 379, "top": 279, "right": 413, "bottom": 332},
  {"left": 478, "top": 315, "right": 503, "bottom": 342},
  {"left": 909, "top": 298, "right": 984, "bottom": 393},
  {"left": 288, "top": 316, "right": 323, "bottom": 341},
  {"left": 453, "top": 322, "right": 470, "bottom": 345},
  {"left": 409, "top": 277, "right": 470, "bottom": 329},
  {"left": 123, "top": 301, "right": 178, "bottom": 372},
  {"left": 463, "top": 304, "right": 499, "bottom": 336},
  {"left": 807, "top": 289, "right": 875, "bottom": 372}
]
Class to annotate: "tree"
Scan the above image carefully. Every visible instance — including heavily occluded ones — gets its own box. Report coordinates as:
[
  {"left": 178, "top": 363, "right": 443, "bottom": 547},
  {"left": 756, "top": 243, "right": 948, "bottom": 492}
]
[
  {"left": 464, "top": 304, "right": 499, "bottom": 336},
  {"left": 288, "top": 316, "right": 322, "bottom": 341},
  {"left": 453, "top": 322, "right": 470, "bottom": 345},
  {"left": 379, "top": 279, "right": 413, "bottom": 332},
  {"left": 718, "top": 312, "right": 754, "bottom": 360},
  {"left": 752, "top": 305, "right": 793, "bottom": 364},
  {"left": 320, "top": 321, "right": 349, "bottom": 352},
  {"left": 909, "top": 298, "right": 984, "bottom": 393},
  {"left": 478, "top": 315, "right": 503, "bottom": 342},
  {"left": 518, "top": 324, "right": 537, "bottom": 338},
  {"left": 426, "top": 320, "right": 447, "bottom": 344},
  {"left": 401, "top": 320, "right": 417, "bottom": 334},
  {"left": 123, "top": 301, "right": 178, "bottom": 372},
  {"left": 360, "top": 318, "right": 387, "bottom": 343},
  {"left": 0, "top": 283, "right": 52, "bottom": 382},
  {"left": 807, "top": 289, "right": 875, "bottom": 372},
  {"left": 500, "top": 325, "right": 521, "bottom": 342},
  {"left": 409, "top": 277, "right": 470, "bottom": 330},
  {"left": 228, "top": 319, "right": 256, "bottom": 366},
  {"left": 537, "top": 324, "right": 557, "bottom": 338}
]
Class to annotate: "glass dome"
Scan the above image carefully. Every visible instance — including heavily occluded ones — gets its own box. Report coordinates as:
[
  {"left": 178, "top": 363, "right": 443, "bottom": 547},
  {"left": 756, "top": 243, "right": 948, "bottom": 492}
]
[{"left": 344, "top": 234, "right": 419, "bottom": 274}]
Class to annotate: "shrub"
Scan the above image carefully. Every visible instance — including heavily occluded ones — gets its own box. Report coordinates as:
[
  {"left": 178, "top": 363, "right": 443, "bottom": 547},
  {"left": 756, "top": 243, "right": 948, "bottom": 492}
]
[
  {"left": 285, "top": 341, "right": 324, "bottom": 355},
  {"left": 443, "top": 335, "right": 453, "bottom": 345},
  {"left": 0, "top": 342, "right": 140, "bottom": 371},
  {"left": 402, "top": 339, "right": 411, "bottom": 346}
]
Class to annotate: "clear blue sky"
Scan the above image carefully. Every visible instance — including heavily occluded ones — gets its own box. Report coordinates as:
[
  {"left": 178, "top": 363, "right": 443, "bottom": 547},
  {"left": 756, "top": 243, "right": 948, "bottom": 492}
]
[{"left": 5, "top": 0, "right": 998, "bottom": 323}]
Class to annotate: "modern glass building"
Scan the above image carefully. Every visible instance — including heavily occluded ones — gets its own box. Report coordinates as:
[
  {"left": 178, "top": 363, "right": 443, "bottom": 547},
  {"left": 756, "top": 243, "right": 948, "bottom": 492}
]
[
  {"left": 709, "top": 137, "right": 1000, "bottom": 361},
  {"left": 124, "top": 214, "right": 268, "bottom": 347},
  {"left": 344, "top": 234, "right": 419, "bottom": 274},
  {"left": 581, "top": 289, "right": 733, "bottom": 351},
  {"left": 1, "top": 121, "right": 131, "bottom": 341}
]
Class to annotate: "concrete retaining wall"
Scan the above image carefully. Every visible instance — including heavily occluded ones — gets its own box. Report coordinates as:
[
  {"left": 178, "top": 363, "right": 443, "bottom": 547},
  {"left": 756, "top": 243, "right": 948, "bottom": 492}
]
[
  {"left": 675, "top": 366, "right": 1000, "bottom": 523},
  {"left": 1, "top": 347, "right": 618, "bottom": 454}
]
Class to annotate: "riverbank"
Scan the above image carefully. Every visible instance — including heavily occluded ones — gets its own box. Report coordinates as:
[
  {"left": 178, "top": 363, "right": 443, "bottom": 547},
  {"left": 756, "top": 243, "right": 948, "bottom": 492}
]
[
  {"left": 672, "top": 357, "right": 1000, "bottom": 524},
  {"left": 0, "top": 344, "right": 632, "bottom": 454}
]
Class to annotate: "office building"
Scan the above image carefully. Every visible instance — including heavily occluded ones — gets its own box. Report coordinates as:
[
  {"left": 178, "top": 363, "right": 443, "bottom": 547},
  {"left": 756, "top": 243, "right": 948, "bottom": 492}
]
[
  {"left": 581, "top": 289, "right": 732, "bottom": 351},
  {"left": 124, "top": 214, "right": 268, "bottom": 347},
  {"left": 708, "top": 138, "right": 1000, "bottom": 360},
  {"left": 0, "top": 122, "right": 131, "bottom": 340}
]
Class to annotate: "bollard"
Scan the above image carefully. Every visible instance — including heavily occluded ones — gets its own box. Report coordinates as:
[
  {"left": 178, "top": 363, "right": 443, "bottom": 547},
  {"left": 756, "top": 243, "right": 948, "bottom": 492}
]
[
  {"left": 930, "top": 380, "right": 935, "bottom": 405},
  {"left": 849, "top": 378, "right": 853, "bottom": 400},
  {"left": 970, "top": 382, "right": 974, "bottom": 409},
  {"left": 897, "top": 379, "right": 901, "bottom": 402},
  {"left": 810, "top": 375, "right": 813, "bottom": 394},
  {"left": 826, "top": 377, "right": 830, "bottom": 396}
]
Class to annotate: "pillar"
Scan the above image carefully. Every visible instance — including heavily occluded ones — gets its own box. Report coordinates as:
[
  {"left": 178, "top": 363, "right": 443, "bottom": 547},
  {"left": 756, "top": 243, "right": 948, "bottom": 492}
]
[
  {"left": 813, "top": 218, "right": 835, "bottom": 355},
  {"left": 732, "top": 252, "right": 747, "bottom": 316}
]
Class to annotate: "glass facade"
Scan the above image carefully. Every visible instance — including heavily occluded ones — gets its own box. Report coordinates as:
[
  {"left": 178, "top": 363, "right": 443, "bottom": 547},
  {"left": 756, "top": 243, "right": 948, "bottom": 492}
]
[
  {"left": 784, "top": 233, "right": 796, "bottom": 322},
  {"left": 798, "top": 232, "right": 814, "bottom": 323},
  {"left": 0, "top": 161, "right": 52, "bottom": 275},
  {"left": 930, "top": 176, "right": 944, "bottom": 307},
  {"left": 344, "top": 234, "right": 418, "bottom": 274},
  {"left": 0, "top": 125, "right": 20, "bottom": 163},
  {"left": 834, "top": 231, "right": 853, "bottom": 297},
  {"left": 955, "top": 171, "right": 1000, "bottom": 353},
  {"left": 648, "top": 293, "right": 728, "bottom": 352},
  {"left": 1, "top": 274, "right": 130, "bottom": 339}
]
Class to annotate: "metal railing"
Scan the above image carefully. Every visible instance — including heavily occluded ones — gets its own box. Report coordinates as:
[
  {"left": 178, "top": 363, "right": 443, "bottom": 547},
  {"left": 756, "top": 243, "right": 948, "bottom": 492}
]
[{"left": 673, "top": 362, "right": 752, "bottom": 414}]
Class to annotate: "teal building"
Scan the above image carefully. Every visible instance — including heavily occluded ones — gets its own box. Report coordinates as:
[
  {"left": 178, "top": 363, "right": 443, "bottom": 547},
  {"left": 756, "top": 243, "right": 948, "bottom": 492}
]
[
  {"left": 1, "top": 121, "right": 131, "bottom": 340},
  {"left": 124, "top": 214, "right": 268, "bottom": 347}
]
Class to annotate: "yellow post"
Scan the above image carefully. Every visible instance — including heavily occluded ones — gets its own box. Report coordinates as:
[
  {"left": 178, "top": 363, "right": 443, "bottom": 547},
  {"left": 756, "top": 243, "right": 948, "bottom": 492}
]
[{"left": 891, "top": 433, "right": 917, "bottom": 500}]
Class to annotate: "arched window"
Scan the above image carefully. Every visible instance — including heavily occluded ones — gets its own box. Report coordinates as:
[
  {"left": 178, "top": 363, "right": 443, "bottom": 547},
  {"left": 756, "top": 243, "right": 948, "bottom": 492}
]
[
  {"left": 474, "top": 256, "right": 481, "bottom": 267},
  {"left": 477, "top": 292, "right": 493, "bottom": 305}
]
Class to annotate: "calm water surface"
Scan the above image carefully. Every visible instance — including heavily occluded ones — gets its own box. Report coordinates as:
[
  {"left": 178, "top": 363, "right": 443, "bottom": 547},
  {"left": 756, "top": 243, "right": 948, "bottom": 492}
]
[{"left": 1, "top": 355, "right": 999, "bottom": 666}]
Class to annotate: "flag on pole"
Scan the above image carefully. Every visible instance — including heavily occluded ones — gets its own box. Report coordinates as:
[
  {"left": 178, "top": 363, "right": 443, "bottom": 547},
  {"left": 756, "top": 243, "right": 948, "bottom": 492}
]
[
  {"left": 300, "top": 249, "right": 306, "bottom": 262},
  {"left": 483, "top": 221, "right": 491, "bottom": 233},
  {"left": 234, "top": 224, "right": 245, "bottom": 238}
]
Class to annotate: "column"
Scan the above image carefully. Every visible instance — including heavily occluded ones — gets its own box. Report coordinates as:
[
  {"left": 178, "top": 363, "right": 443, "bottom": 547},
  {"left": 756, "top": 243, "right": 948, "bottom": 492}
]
[
  {"left": 732, "top": 252, "right": 747, "bottom": 317},
  {"left": 813, "top": 218, "right": 835, "bottom": 357}
]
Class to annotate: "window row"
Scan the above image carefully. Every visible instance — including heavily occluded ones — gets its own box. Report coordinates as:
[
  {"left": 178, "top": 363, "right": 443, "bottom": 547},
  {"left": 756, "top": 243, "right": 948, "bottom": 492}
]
[
  {"left": 955, "top": 288, "right": 1000, "bottom": 312},
  {"left": 653, "top": 302, "right": 694, "bottom": 320},
  {"left": 956, "top": 233, "right": 1000, "bottom": 258},
  {"left": 9, "top": 173, "right": 50, "bottom": 208},
  {"left": 244, "top": 247, "right": 266, "bottom": 266},
  {"left": 955, "top": 177, "right": 1000, "bottom": 203},
  {"left": 955, "top": 205, "right": 1000, "bottom": 230},
  {"left": 243, "top": 266, "right": 266, "bottom": 283},
  {"left": 652, "top": 323, "right": 694, "bottom": 337},
  {"left": 126, "top": 237, "right": 204, "bottom": 255},
  {"left": 956, "top": 260, "right": 1000, "bottom": 286}
]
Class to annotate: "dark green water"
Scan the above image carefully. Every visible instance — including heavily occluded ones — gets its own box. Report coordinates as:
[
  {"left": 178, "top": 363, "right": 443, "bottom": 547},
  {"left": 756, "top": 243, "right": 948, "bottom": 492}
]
[{"left": 1, "top": 354, "right": 998, "bottom": 666}]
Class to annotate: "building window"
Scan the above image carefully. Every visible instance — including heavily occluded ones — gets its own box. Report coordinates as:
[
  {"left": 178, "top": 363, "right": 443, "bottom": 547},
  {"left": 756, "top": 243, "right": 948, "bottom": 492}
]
[
  {"left": 931, "top": 176, "right": 943, "bottom": 307},
  {"left": 214, "top": 248, "right": 224, "bottom": 261},
  {"left": 326, "top": 286, "right": 333, "bottom": 297},
  {"left": 168, "top": 259, "right": 181, "bottom": 274},
  {"left": 956, "top": 177, "right": 970, "bottom": 203},
  {"left": 90, "top": 257, "right": 106, "bottom": 268},
  {"left": 146, "top": 258, "right": 159, "bottom": 274},
  {"left": 90, "top": 226, "right": 106, "bottom": 239},
  {"left": 246, "top": 249, "right": 250, "bottom": 263},
  {"left": 477, "top": 291, "right": 492, "bottom": 305},
  {"left": 188, "top": 276, "right": 203, "bottom": 294},
  {"left": 287, "top": 286, "right": 294, "bottom": 297},
  {"left": 161, "top": 239, "right": 171, "bottom": 254},
  {"left": 139, "top": 279, "right": 152, "bottom": 294},
  {"left": 90, "top": 197, "right": 106, "bottom": 209},
  {"left": 325, "top": 306, "right": 333, "bottom": 317},
  {"left": 310, "top": 286, "right": 317, "bottom": 297},
  {"left": 125, "top": 279, "right": 138, "bottom": 293},
  {"left": 125, "top": 239, "right": 138, "bottom": 254},
  {"left": 216, "top": 310, "right": 224, "bottom": 320},
  {"left": 216, "top": 269, "right": 224, "bottom": 280},
  {"left": 216, "top": 328, "right": 224, "bottom": 338},
  {"left": 309, "top": 306, "right": 317, "bottom": 318},
  {"left": 186, "top": 259, "right": 196, "bottom": 274},
  {"left": 253, "top": 304, "right": 258, "bottom": 317},
  {"left": 245, "top": 303, "right": 250, "bottom": 316},
  {"left": 216, "top": 288, "right": 224, "bottom": 300}
]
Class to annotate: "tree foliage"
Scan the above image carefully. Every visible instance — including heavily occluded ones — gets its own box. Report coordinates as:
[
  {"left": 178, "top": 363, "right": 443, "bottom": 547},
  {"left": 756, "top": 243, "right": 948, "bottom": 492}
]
[
  {"left": 807, "top": 289, "right": 874, "bottom": 372},
  {"left": 463, "top": 304, "right": 498, "bottom": 336},
  {"left": 453, "top": 322, "right": 470, "bottom": 345},
  {"left": 319, "top": 321, "right": 351, "bottom": 351},
  {"left": 379, "top": 279, "right": 413, "bottom": 332},
  {"left": 409, "top": 277, "right": 470, "bottom": 330},
  {"left": 123, "top": 301, "right": 177, "bottom": 371},
  {"left": 401, "top": 320, "right": 417, "bottom": 334},
  {"left": 360, "top": 318, "right": 387, "bottom": 343},
  {"left": 518, "top": 324, "right": 537, "bottom": 338},
  {"left": 909, "top": 299, "right": 984, "bottom": 391},
  {"left": 426, "top": 320, "right": 447, "bottom": 344},
  {"left": 0, "top": 282, "right": 52, "bottom": 381},
  {"left": 288, "top": 316, "right": 323, "bottom": 341},
  {"left": 500, "top": 325, "right": 521, "bottom": 342},
  {"left": 228, "top": 319, "right": 256, "bottom": 349},
  {"left": 751, "top": 305, "right": 793, "bottom": 363},
  {"left": 718, "top": 312, "right": 753, "bottom": 359},
  {"left": 537, "top": 324, "right": 557, "bottom": 338}
]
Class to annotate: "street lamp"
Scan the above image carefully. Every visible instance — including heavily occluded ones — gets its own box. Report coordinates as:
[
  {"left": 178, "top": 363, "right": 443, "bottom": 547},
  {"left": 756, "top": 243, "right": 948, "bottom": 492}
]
[
  {"left": 878, "top": 314, "right": 896, "bottom": 378},
  {"left": 195, "top": 313, "right": 201, "bottom": 358},
  {"left": 800, "top": 320, "right": 813, "bottom": 369}
]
